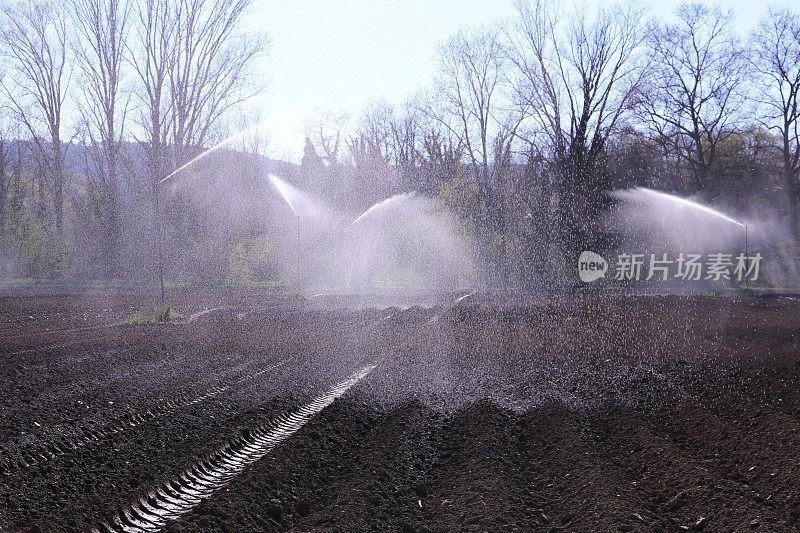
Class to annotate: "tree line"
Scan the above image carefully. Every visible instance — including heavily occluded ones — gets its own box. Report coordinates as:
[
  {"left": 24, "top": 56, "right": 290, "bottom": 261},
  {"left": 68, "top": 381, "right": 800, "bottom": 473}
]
[
  {"left": 300, "top": 1, "right": 800, "bottom": 288},
  {"left": 0, "top": 0, "right": 798, "bottom": 288},
  {"left": 0, "top": 0, "right": 265, "bottom": 281}
]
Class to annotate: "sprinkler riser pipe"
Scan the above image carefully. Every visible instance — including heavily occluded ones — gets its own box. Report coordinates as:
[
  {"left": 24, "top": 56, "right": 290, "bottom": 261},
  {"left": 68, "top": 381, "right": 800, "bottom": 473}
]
[
  {"left": 154, "top": 182, "right": 166, "bottom": 304},
  {"left": 744, "top": 225, "right": 748, "bottom": 291},
  {"left": 296, "top": 215, "right": 301, "bottom": 286}
]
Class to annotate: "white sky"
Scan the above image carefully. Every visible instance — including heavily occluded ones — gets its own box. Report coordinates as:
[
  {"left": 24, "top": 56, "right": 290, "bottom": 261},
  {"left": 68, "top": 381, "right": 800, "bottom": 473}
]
[{"left": 246, "top": 0, "right": 794, "bottom": 163}]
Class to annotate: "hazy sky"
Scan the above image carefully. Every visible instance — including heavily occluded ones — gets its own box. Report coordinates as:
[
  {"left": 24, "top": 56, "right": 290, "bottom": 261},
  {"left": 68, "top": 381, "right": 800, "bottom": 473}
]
[{"left": 248, "top": 0, "right": 793, "bottom": 162}]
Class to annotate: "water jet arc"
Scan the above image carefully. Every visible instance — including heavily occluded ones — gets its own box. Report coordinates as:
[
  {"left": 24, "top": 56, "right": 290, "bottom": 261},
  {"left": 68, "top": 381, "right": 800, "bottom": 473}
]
[
  {"left": 266, "top": 174, "right": 302, "bottom": 284},
  {"left": 637, "top": 187, "right": 745, "bottom": 227},
  {"left": 626, "top": 187, "right": 750, "bottom": 289},
  {"left": 348, "top": 192, "right": 415, "bottom": 229},
  {"left": 152, "top": 123, "right": 269, "bottom": 302},
  {"left": 267, "top": 174, "right": 300, "bottom": 216},
  {"left": 158, "top": 121, "right": 269, "bottom": 186}
]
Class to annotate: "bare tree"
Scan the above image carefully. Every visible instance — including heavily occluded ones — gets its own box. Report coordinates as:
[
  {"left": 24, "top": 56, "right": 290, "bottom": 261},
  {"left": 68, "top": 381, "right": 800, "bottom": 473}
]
[
  {"left": 508, "top": 0, "right": 647, "bottom": 253},
  {"left": 751, "top": 7, "right": 800, "bottom": 235},
  {"left": 131, "top": 0, "right": 266, "bottom": 176},
  {"left": 0, "top": 121, "right": 28, "bottom": 276},
  {"left": 227, "top": 110, "right": 268, "bottom": 156},
  {"left": 0, "top": 127, "right": 8, "bottom": 242},
  {"left": 72, "top": 0, "right": 132, "bottom": 275},
  {"left": 128, "top": 0, "right": 177, "bottom": 297},
  {"left": 169, "top": 0, "right": 267, "bottom": 163},
  {"left": 0, "top": 0, "right": 72, "bottom": 241},
  {"left": 298, "top": 111, "right": 347, "bottom": 198},
  {"left": 349, "top": 102, "right": 393, "bottom": 161},
  {"left": 307, "top": 110, "right": 348, "bottom": 168},
  {"left": 129, "top": 0, "right": 175, "bottom": 189},
  {"left": 425, "top": 28, "right": 521, "bottom": 186},
  {"left": 640, "top": 3, "right": 748, "bottom": 191},
  {"left": 510, "top": 0, "right": 646, "bottom": 162},
  {"left": 388, "top": 103, "right": 423, "bottom": 190},
  {"left": 422, "top": 27, "right": 527, "bottom": 287},
  {"left": 347, "top": 102, "right": 394, "bottom": 200}
]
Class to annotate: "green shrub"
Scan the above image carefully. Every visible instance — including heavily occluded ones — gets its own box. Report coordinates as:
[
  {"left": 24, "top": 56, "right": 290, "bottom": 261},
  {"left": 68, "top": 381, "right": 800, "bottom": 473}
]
[{"left": 123, "top": 303, "right": 181, "bottom": 326}]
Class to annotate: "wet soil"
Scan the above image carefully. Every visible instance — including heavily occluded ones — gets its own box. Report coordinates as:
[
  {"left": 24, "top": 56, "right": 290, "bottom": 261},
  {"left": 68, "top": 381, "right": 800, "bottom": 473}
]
[{"left": 0, "top": 289, "right": 799, "bottom": 532}]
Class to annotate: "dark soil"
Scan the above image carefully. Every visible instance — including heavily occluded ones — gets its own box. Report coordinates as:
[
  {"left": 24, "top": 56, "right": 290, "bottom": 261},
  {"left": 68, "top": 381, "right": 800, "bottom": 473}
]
[{"left": 0, "top": 289, "right": 799, "bottom": 532}]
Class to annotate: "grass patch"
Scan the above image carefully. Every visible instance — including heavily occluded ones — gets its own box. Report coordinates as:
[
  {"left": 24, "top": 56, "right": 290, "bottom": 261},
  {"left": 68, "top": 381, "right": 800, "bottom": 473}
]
[
  {"left": 223, "top": 278, "right": 288, "bottom": 289},
  {"left": 123, "top": 303, "right": 182, "bottom": 326}
]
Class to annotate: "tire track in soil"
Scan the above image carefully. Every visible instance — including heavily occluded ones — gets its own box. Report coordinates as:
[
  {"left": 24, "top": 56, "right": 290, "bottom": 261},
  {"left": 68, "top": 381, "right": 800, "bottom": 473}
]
[
  {"left": 159, "top": 394, "right": 443, "bottom": 532},
  {"left": 0, "top": 321, "right": 120, "bottom": 345},
  {"left": 3, "top": 298, "right": 450, "bottom": 529},
  {"left": 0, "top": 304, "right": 235, "bottom": 359},
  {"left": 88, "top": 303, "right": 449, "bottom": 532},
  {"left": 0, "top": 353, "right": 315, "bottom": 532},
  {"left": 0, "top": 293, "right": 155, "bottom": 346},
  {"left": 4, "top": 373, "right": 308, "bottom": 532},
  {"left": 0, "top": 330, "right": 172, "bottom": 442},
  {"left": 0, "top": 310, "right": 223, "bottom": 358},
  {"left": 0, "top": 300, "right": 132, "bottom": 344},
  {"left": 0, "top": 329, "right": 259, "bottom": 449},
  {"left": 0, "top": 333, "right": 118, "bottom": 358},
  {"left": 186, "top": 307, "right": 228, "bottom": 324},
  {"left": 0, "top": 358, "right": 290, "bottom": 474},
  {"left": 7, "top": 323, "right": 276, "bottom": 395},
  {"left": 3, "top": 307, "right": 421, "bottom": 531},
  {"left": 129, "top": 297, "right": 479, "bottom": 532},
  {"left": 93, "top": 364, "right": 376, "bottom": 533},
  {"left": 0, "top": 305, "right": 328, "bottom": 438}
]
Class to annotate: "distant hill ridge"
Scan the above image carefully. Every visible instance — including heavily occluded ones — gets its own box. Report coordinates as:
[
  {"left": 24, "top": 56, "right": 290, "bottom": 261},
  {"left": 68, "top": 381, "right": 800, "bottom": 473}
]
[{"left": 0, "top": 138, "right": 298, "bottom": 180}]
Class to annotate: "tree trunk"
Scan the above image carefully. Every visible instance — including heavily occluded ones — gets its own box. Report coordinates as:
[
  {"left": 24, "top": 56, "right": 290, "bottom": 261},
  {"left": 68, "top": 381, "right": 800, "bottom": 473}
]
[{"left": 787, "top": 170, "right": 800, "bottom": 240}]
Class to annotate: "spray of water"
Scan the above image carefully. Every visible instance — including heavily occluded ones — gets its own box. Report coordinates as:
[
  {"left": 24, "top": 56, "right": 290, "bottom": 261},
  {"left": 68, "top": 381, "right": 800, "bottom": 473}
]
[
  {"left": 267, "top": 174, "right": 299, "bottom": 216},
  {"left": 329, "top": 191, "right": 475, "bottom": 293},
  {"left": 609, "top": 186, "right": 751, "bottom": 286},
  {"left": 348, "top": 192, "right": 415, "bottom": 229},
  {"left": 635, "top": 187, "right": 745, "bottom": 228},
  {"left": 158, "top": 121, "right": 269, "bottom": 185}
]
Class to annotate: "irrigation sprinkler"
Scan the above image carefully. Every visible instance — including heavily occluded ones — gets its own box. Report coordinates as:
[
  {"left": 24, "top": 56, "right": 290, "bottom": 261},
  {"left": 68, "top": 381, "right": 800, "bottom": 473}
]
[
  {"left": 629, "top": 188, "right": 751, "bottom": 292},
  {"left": 155, "top": 181, "right": 166, "bottom": 304},
  {"left": 265, "top": 175, "right": 303, "bottom": 288},
  {"left": 295, "top": 214, "right": 301, "bottom": 286},
  {"left": 744, "top": 224, "right": 749, "bottom": 291},
  {"left": 149, "top": 127, "right": 272, "bottom": 303}
]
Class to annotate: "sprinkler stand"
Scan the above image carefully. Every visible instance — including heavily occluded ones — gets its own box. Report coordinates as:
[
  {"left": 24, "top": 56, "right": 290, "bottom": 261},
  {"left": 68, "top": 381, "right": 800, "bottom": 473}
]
[
  {"left": 296, "top": 214, "right": 301, "bottom": 286},
  {"left": 744, "top": 224, "right": 749, "bottom": 291}
]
